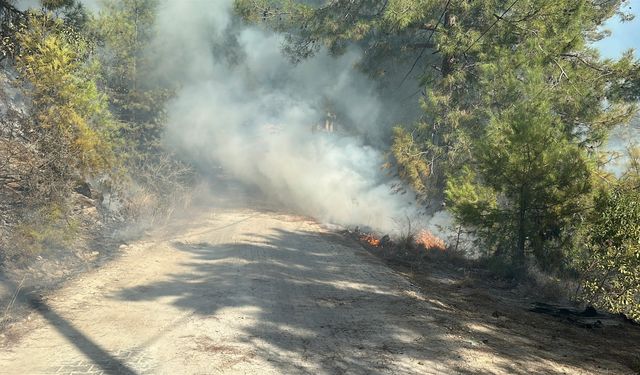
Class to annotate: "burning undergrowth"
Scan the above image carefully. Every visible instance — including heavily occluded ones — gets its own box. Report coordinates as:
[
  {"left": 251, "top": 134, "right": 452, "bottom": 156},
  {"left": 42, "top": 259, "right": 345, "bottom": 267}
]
[
  {"left": 348, "top": 223, "right": 473, "bottom": 280},
  {"left": 352, "top": 227, "right": 447, "bottom": 258},
  {"left": 359, "top": 233, "right": 382, "bottom": 247},
  {"left": 414, "top": 230, "right": 447, "bottom": 251}
]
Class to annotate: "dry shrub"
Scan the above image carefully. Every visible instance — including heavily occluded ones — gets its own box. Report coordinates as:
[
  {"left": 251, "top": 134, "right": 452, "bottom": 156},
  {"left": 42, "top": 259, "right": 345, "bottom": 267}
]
[
  {"left": 120, "top": 184, "right": 158, "bottom": 221},
  {"left": 0, "top": 276, "right": 25, "bottom": 331},
  {"left": 393, "top": 215, "right": 419, "bottom": 254},
  {"left": 2, "top": 203, "right": 79, "bottom": 263},
  {"left": 517, "top": 265, "right": 577, "bottom": 302},
  {"left": 423, "top": 245, "right": 468, "bottom": 267},
  {"left": 397, "top": 232, "right": 416, "bottom": 252},
  {"left": 116, "top": 152, "right": 197, "bottom": 226}
]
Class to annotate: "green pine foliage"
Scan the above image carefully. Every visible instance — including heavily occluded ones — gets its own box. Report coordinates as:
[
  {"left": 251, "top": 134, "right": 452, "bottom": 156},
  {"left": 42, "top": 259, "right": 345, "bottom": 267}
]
[
  {"left": 16, "top": 12, "right": 119, "bottom": 182},
  {"left": 91, "top": 0, "right": 171, "bottom": 152},
  {"left": 91, "top": 0, "right": 194, "bottom": 220},
  {"left": 446, "top": 90, "right": 592, "bottom": 268},
  {"left": 579, "top": 182, "right": 640, "bottom": 320}
]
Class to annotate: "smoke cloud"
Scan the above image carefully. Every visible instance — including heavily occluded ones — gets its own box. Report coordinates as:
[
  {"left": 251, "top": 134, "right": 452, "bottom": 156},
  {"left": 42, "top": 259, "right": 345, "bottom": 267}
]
[{"left": 156, "top": 1, "right": 427, "bottom": 234}]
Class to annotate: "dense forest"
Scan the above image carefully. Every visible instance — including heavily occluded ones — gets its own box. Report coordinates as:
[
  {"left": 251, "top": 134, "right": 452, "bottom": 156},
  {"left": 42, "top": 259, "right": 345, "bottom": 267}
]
[{"left": 1, "top": 0, "right": 639, "bottom": 324}]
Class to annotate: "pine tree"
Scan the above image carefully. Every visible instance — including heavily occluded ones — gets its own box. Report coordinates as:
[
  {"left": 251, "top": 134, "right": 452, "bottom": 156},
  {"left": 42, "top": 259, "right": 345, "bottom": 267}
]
[
  {"left": 16, "top": 12, "right": 117, "bottom": 182},
  {"left": 445, "top": 78, "right": 592, "bottom": 268},
  {"left": 92, "top": 0, "right": 170, "bottom": 152}
]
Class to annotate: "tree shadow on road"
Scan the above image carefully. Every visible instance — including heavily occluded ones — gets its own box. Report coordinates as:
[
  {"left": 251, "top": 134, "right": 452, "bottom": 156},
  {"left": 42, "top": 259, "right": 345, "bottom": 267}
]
[
  {"left": 113, "top": 228, "right": 639, "bottom": 375},
  {"left": 0, "top": 278, "right": 139, "bottom": 375}
]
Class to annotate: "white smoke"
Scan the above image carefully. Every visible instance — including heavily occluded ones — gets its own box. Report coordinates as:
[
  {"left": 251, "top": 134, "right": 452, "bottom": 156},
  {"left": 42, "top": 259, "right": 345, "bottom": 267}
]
[
  {"left": 606, "top": 118, "right": 640, "bottom": 177},
  {"left": 156, "top": 0, "right": 428, "bottom": 233}
]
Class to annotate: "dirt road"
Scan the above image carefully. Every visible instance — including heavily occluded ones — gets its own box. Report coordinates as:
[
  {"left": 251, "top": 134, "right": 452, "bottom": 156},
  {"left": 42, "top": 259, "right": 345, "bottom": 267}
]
[
  {"left": 0, "top": 206, "right": 452, "bottom": 374},
  {"left": 0, "top": 202, "right": 637, "bottom": 374}
]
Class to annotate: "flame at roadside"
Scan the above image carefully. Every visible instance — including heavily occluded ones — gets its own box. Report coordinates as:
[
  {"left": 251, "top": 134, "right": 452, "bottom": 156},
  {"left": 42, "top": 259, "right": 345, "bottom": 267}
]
[
  {"left": 358, "top": 229, "right": 446, "bottom": 252},
  {"left": 415, "top": 230, "right": 446, "bottom": 251},
  {"left": 359, "top": 234, "right": 381, "bottom": 247}
]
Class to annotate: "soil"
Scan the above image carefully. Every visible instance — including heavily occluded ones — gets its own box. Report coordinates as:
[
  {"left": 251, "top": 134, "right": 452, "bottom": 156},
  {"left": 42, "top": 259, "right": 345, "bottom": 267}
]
[{"left": 0, "top": 190, "right": 639, "bottom": 374}]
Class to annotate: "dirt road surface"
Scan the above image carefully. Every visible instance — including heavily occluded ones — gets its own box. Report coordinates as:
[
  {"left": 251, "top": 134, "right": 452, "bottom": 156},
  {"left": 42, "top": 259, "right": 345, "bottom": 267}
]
[{"left": 0, "top": 199, "right": 638, "bottom": 374}]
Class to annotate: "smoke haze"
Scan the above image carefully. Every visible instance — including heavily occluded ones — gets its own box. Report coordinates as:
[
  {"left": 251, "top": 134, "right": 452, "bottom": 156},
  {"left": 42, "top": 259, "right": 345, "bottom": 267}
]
[{"left": 155, "top": 0, "right": 427, "bottom": 233}]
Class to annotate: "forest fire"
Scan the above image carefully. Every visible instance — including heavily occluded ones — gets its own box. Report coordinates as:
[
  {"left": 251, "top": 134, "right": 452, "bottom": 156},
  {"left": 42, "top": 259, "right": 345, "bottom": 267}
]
[
  {"left": 359, "top": 233, "right": 381, "bottom": 247},
  {"left": 414, "top": 230, "right": 446, "bottom": 251},
  {"left": 358, "top": 229, "right": 446, "bottom": 251}
]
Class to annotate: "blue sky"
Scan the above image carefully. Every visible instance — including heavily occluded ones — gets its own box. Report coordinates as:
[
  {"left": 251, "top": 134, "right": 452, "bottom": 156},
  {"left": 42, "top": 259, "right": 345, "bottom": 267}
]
[{"left": 595, "top": 0, "right": 640, "bottom": 58}]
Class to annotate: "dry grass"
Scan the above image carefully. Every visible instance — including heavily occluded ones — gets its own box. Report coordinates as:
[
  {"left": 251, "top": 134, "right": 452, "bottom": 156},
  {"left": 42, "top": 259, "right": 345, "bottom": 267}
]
[
  {"left": 0, "top": 276, "right": 24, "bottom": 331},
  {"left": 520, "top": 266, "right": 578, "bottom": 303}
]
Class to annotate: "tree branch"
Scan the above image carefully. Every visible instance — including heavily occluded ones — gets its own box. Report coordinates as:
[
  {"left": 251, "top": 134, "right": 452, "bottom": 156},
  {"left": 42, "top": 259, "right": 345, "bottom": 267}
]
[{"left": 407, "top": 42, "right": 437, "bottom": 49}]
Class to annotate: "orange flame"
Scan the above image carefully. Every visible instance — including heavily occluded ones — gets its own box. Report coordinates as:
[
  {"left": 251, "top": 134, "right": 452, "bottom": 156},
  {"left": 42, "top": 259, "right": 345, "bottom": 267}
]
[
  {"left": 415, "top": 230, "right": 446, "bottom": 251},
  {"left": 359, "top": 234, "right": 381, "bottom": 247}
]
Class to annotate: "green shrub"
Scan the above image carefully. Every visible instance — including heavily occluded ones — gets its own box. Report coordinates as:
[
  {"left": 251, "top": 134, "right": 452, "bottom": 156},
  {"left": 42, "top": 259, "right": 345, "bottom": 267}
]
[{"left": 578, "top": 185, "right": 640, "bottom": 320}]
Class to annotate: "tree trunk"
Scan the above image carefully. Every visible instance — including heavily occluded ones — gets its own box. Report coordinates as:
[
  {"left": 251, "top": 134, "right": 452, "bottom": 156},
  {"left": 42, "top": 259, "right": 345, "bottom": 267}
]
[{"left": 515, "top": 185, "right": 527, "bottom": 268}]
